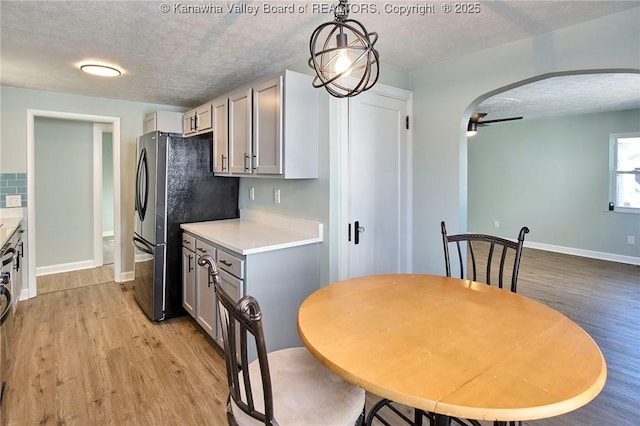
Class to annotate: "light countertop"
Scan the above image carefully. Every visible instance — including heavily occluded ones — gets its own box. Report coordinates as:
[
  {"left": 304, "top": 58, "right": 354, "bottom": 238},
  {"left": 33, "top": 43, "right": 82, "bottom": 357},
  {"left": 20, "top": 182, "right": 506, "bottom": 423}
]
[
  {"left": 0, "top": 216, "right": 23, "bottom": 248},
  {"left": 180, "top": 209, "right": 323, "bottom": 255}
]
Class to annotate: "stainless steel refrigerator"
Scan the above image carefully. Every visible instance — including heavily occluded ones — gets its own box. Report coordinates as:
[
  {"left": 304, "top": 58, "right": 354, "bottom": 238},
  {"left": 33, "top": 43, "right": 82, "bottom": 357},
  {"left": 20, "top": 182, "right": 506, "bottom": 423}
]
[{"left": 133, "top": 131, "right": 238, "bottom": 321}]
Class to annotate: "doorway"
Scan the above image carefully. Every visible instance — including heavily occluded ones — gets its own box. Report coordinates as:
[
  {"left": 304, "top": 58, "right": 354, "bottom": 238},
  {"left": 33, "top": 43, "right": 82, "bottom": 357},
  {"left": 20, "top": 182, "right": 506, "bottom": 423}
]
[
  {"left": 335, "top": 84, "right": 413, "bottom": 279},
  {"left": 26, "top": 110, "right": 122, "bottom": 298}
]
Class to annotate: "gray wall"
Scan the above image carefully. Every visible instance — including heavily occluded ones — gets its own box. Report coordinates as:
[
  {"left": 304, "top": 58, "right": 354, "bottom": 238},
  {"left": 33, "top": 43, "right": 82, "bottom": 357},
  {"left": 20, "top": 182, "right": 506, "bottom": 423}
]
[
  {"left": 237, "top": 62, "right": 412, "bottom": 285},
  {"left": 1, "top": 8, "right": 638, "bottom": 282},
  {"left": 0, "top": 86, "right": 187, "bottom": 276},
  {"left": 469, "top": 109, "right": 640, "bottom": 259},
  {"left": 410, "top": 8, "right": 640, "bottom": 274},
  {"left": 34, "top": 117, "right": 94, "bottom": 267}
]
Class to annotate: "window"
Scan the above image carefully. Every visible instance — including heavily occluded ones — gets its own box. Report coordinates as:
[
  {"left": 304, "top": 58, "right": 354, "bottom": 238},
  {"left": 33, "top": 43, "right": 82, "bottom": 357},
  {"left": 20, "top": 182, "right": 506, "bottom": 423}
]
[{"left": 610, "top": 132, "right": 640, "bottom": 213}]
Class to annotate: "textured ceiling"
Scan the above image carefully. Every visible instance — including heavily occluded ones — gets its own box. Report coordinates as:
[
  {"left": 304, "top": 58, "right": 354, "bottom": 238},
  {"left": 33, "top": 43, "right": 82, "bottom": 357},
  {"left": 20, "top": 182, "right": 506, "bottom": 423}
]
[
  {"left": 476, "top": 72, "right": 640, "bottom": 121},
  {"left": 1, "top": 0, "right": 639, "bottom": 114}
]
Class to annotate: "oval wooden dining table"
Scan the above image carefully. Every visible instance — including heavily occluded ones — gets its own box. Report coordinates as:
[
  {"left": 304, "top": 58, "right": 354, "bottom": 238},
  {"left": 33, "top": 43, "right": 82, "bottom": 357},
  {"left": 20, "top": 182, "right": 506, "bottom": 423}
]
[{"left": 297, "top": 274, "right": 607, "bottom": 424}]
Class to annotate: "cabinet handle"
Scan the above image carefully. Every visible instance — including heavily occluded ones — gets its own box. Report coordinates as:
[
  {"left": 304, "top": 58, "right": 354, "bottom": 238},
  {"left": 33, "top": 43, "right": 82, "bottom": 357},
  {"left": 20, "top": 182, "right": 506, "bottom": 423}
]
[
  {"left": 188, "top": 254, "right": 193, "bottom": 272},
  {"left": 252, "top": 154, "right": 257, "bottom": 171},
  {"left": 220, "top": 260, "right": 232, "bottom": 267},
  {"left": 221, "top": 154, "right": 227, "bottom": 171},
  {"left": 244, "top": 154, "right": 250, "bottom": 172},
  {"left": 194, "top": 114, "right": 198, "bottom": 130}
]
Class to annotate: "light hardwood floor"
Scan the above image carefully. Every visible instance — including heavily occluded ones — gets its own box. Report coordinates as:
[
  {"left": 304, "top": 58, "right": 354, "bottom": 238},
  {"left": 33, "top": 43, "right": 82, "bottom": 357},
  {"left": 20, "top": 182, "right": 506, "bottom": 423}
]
[{"left": 2, "top": 249, "right": 639, "bottom": 425}]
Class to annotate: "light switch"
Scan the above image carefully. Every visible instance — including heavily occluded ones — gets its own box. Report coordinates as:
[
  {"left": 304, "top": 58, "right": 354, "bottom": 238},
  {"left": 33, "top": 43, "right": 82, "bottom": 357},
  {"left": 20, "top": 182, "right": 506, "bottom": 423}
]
[{"left": 5, "top": 194, "right": 22, "bottom": 208}]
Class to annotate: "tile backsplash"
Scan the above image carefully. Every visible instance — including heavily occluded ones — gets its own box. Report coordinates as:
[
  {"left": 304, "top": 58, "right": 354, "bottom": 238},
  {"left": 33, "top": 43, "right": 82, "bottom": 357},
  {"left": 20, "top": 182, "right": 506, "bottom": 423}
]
[{"left": 0, "top": 173, "right": 27, "bottom": 208}]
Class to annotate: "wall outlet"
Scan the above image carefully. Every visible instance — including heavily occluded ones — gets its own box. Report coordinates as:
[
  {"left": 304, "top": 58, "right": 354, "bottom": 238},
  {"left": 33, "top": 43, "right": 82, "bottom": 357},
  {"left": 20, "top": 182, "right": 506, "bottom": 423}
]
[
  {"left": 493, "top": 220, "right": 500, "bottom": 229},
  {"left": 273, "top": 188, "right": 281, "bottom": 204},
  {"left": 5, "top": 194, "right": 22, "bottom": 208},
  {"left": 249, "top": 187, "right": 255, "bottom": 201},
  {"left": 627, "top": 235, "right": 636, "bottom": 245}
]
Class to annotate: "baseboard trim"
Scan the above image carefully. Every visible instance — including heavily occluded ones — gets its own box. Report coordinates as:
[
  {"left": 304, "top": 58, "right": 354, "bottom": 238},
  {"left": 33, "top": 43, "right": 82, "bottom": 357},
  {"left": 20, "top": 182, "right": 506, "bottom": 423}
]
[
  {"left": 526, "top": 241, "right": 640, "bottom": 266},
  {"left": 135, "top": 253, "right": 152, "bottom": 263},
  {"left": 118, "top": 270, "right": 134, "bottom": 282},
  {"left": 19, "top": 288, "right": 29, "bottom": 301},
  {"left": 36, "top": 259, "right": 102, "bottom": 276}
]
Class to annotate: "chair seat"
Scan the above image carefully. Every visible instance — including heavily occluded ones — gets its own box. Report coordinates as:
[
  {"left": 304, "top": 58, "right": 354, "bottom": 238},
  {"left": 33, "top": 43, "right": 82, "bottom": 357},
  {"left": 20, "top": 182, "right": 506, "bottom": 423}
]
[{"left": 230, "top": 347, "right": 365, "bottom": 426}]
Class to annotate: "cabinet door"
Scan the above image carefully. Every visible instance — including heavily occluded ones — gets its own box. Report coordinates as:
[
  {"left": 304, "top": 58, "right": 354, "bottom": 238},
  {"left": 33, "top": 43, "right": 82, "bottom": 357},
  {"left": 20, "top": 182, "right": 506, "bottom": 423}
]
[
  {"left": 196, "top": 254, "right": 216, "bottom": 338},
  {"left": 212, "top": 97, "right": 229, "bottom": 173},
  {"left": 228, "top": 88, "right": 253, "bottom": 174},
  {"left": 182, "top": 247, "right": 196, "bottom": 317},
  {"left": 195, "top": 104, "right": 212, "bottom": 132},
  {"left": 143, "top": 113, "right": 157, "bottom": 134},
  {"left": 183, "top": 109, "right": 197, "bottom": 136},
  {"left": 253, "top": 76, "right": 283, "bottom": 175},
  {"left": 216, "top": 269, "right": 243, "bottom": 350}
]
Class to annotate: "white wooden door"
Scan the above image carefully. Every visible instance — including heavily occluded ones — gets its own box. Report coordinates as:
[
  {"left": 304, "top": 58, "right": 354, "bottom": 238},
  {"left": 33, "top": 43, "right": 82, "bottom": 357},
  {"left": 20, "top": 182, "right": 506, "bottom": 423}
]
[{"left": 341, "top": 88, "right": 411, "bottom": 279}]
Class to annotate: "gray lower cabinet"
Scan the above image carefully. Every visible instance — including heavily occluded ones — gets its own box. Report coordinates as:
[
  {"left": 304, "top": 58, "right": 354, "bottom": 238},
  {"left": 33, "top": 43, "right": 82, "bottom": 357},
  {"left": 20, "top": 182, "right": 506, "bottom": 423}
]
[
  {"left": 195, "top": 240, "right": 216, "bottom": 337},
  {"left": 182, "top": 230, "right": 320, "bottom": 356},
  {"left": 182, "top": 246, "right": 196, "bottom": 317},
  {"left": 182, "top": 234, "right": 196, "bottom": 317}
]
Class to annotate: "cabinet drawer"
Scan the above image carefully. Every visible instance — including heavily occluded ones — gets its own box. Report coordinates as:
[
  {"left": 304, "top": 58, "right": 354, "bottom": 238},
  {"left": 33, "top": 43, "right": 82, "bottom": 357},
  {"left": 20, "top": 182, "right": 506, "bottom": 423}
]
[
  {"left": 182, "top": 233, "right": 196, "bottom": 252},
  {"left": 196, "top": 240, "right": 215, "bottom": 257},
  {"left": 217, "top": 249, "right": 244, "bottom": 279}
]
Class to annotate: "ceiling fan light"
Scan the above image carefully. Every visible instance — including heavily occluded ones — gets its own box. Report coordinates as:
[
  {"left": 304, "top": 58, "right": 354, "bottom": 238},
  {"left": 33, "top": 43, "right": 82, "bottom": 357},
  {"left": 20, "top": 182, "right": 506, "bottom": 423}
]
[
  {"left": 467, "top": 120, "right": 478, "bottom": 137},
  {"left": 308, "top": 0, "right": 379, "bottom": 98},
  {"left": 80, "top": 63, "right": 122, "bottom": 77}
]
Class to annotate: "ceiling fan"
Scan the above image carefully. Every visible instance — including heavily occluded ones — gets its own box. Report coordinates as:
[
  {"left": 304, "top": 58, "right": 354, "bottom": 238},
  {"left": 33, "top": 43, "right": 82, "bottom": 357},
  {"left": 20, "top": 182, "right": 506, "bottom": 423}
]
[{"left": 467, "top": 112, "right": 523, "bottom": 136}]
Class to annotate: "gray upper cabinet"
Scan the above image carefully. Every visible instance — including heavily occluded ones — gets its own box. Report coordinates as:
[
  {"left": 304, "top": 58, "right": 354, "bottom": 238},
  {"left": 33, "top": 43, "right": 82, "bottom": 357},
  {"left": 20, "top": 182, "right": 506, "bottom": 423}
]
[
  {"left": 253, "top": 75, "right": 283, "bottom": 175},
  {"left": 183, "top": 103, "right": 212, "bottom": 136},
  {"left": 212, "top": 97, "right": 229, "bottom": 174},
  {"left": 214, "top": 70, "right": 319, "bottom": 179},
  {"left": 228, "top": 88, "right": 253, "bottom": 174}
]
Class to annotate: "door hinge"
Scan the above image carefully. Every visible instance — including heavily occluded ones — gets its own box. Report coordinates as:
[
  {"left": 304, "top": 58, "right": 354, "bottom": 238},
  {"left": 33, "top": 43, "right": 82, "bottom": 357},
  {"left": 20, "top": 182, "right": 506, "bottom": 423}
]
[{"left": 406, "top": 115, "right": 409, "bottom": 130}]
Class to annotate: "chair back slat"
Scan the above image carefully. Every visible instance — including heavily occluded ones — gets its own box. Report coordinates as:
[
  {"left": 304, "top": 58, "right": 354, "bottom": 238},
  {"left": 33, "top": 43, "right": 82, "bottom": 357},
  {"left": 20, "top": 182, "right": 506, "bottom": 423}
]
[
  {"left": 455, "top": 241, "right": 464, "bottom": 279},
  {"left": 441, "top": 221, "right": 530, "bottom": 293},
  {"left": 469, "top": 241, "right": 477, "bottom": 281}
]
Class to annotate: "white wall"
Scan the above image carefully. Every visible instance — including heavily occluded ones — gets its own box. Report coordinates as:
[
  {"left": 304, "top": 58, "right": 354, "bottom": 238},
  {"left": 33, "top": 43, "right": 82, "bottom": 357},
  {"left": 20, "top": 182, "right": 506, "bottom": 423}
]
[
  {"left": 469, "top": 109, "right": 640, "bottom": 262},
  {"left": 410, "top": 9, "right": 640, "bottom": 274}
]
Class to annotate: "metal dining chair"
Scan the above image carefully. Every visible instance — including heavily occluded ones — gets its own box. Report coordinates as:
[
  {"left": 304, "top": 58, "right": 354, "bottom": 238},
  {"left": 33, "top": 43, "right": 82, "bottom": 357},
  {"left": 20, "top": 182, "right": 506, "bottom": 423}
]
[
  {"left": 366, "top": 222, "right": 530, "bottom": 426},
  {"left": 441, "top": 220, "right": 529, "bottom": 426},
  {"left": 441, "top": 220, "right": 530, "bottom": 293},
  {"left": 198, "top": 255, "right": 365, "bottom": 426}
]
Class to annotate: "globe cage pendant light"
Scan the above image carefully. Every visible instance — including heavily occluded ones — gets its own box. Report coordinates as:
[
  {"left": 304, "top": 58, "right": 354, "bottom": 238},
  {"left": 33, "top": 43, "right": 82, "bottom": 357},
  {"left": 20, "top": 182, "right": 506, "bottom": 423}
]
[{"left": 308, "top": 0, "right": 379, "bottom": 98}]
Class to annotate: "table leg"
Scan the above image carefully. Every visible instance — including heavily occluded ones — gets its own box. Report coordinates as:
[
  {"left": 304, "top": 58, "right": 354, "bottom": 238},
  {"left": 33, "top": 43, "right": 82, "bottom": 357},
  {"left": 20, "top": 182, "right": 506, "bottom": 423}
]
[{"left": 434, "top": 414, "right": 451, "bottom": 426}]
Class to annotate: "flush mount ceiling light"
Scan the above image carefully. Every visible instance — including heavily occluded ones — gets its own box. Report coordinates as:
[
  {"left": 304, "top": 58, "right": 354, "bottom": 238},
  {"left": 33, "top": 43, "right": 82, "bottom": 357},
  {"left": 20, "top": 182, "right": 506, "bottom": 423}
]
[
  {"left": 80, "top": 63, "right": 122, "bottom": 77},
  {"left": 308, "top": 0, "right": 379, "bottom": 98}
]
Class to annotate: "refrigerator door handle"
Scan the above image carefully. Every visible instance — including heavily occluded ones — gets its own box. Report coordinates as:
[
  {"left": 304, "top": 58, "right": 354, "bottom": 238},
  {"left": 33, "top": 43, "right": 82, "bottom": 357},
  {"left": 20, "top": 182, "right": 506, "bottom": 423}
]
[
  {"left": 135, "top": 147, "right": 149, "bottom": 221},
  {"left": 133, "top": 235, "right": 154, "bottom": 255},
  {"left": 135, "top": 148, "right": 143, "bottom": 217}
]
